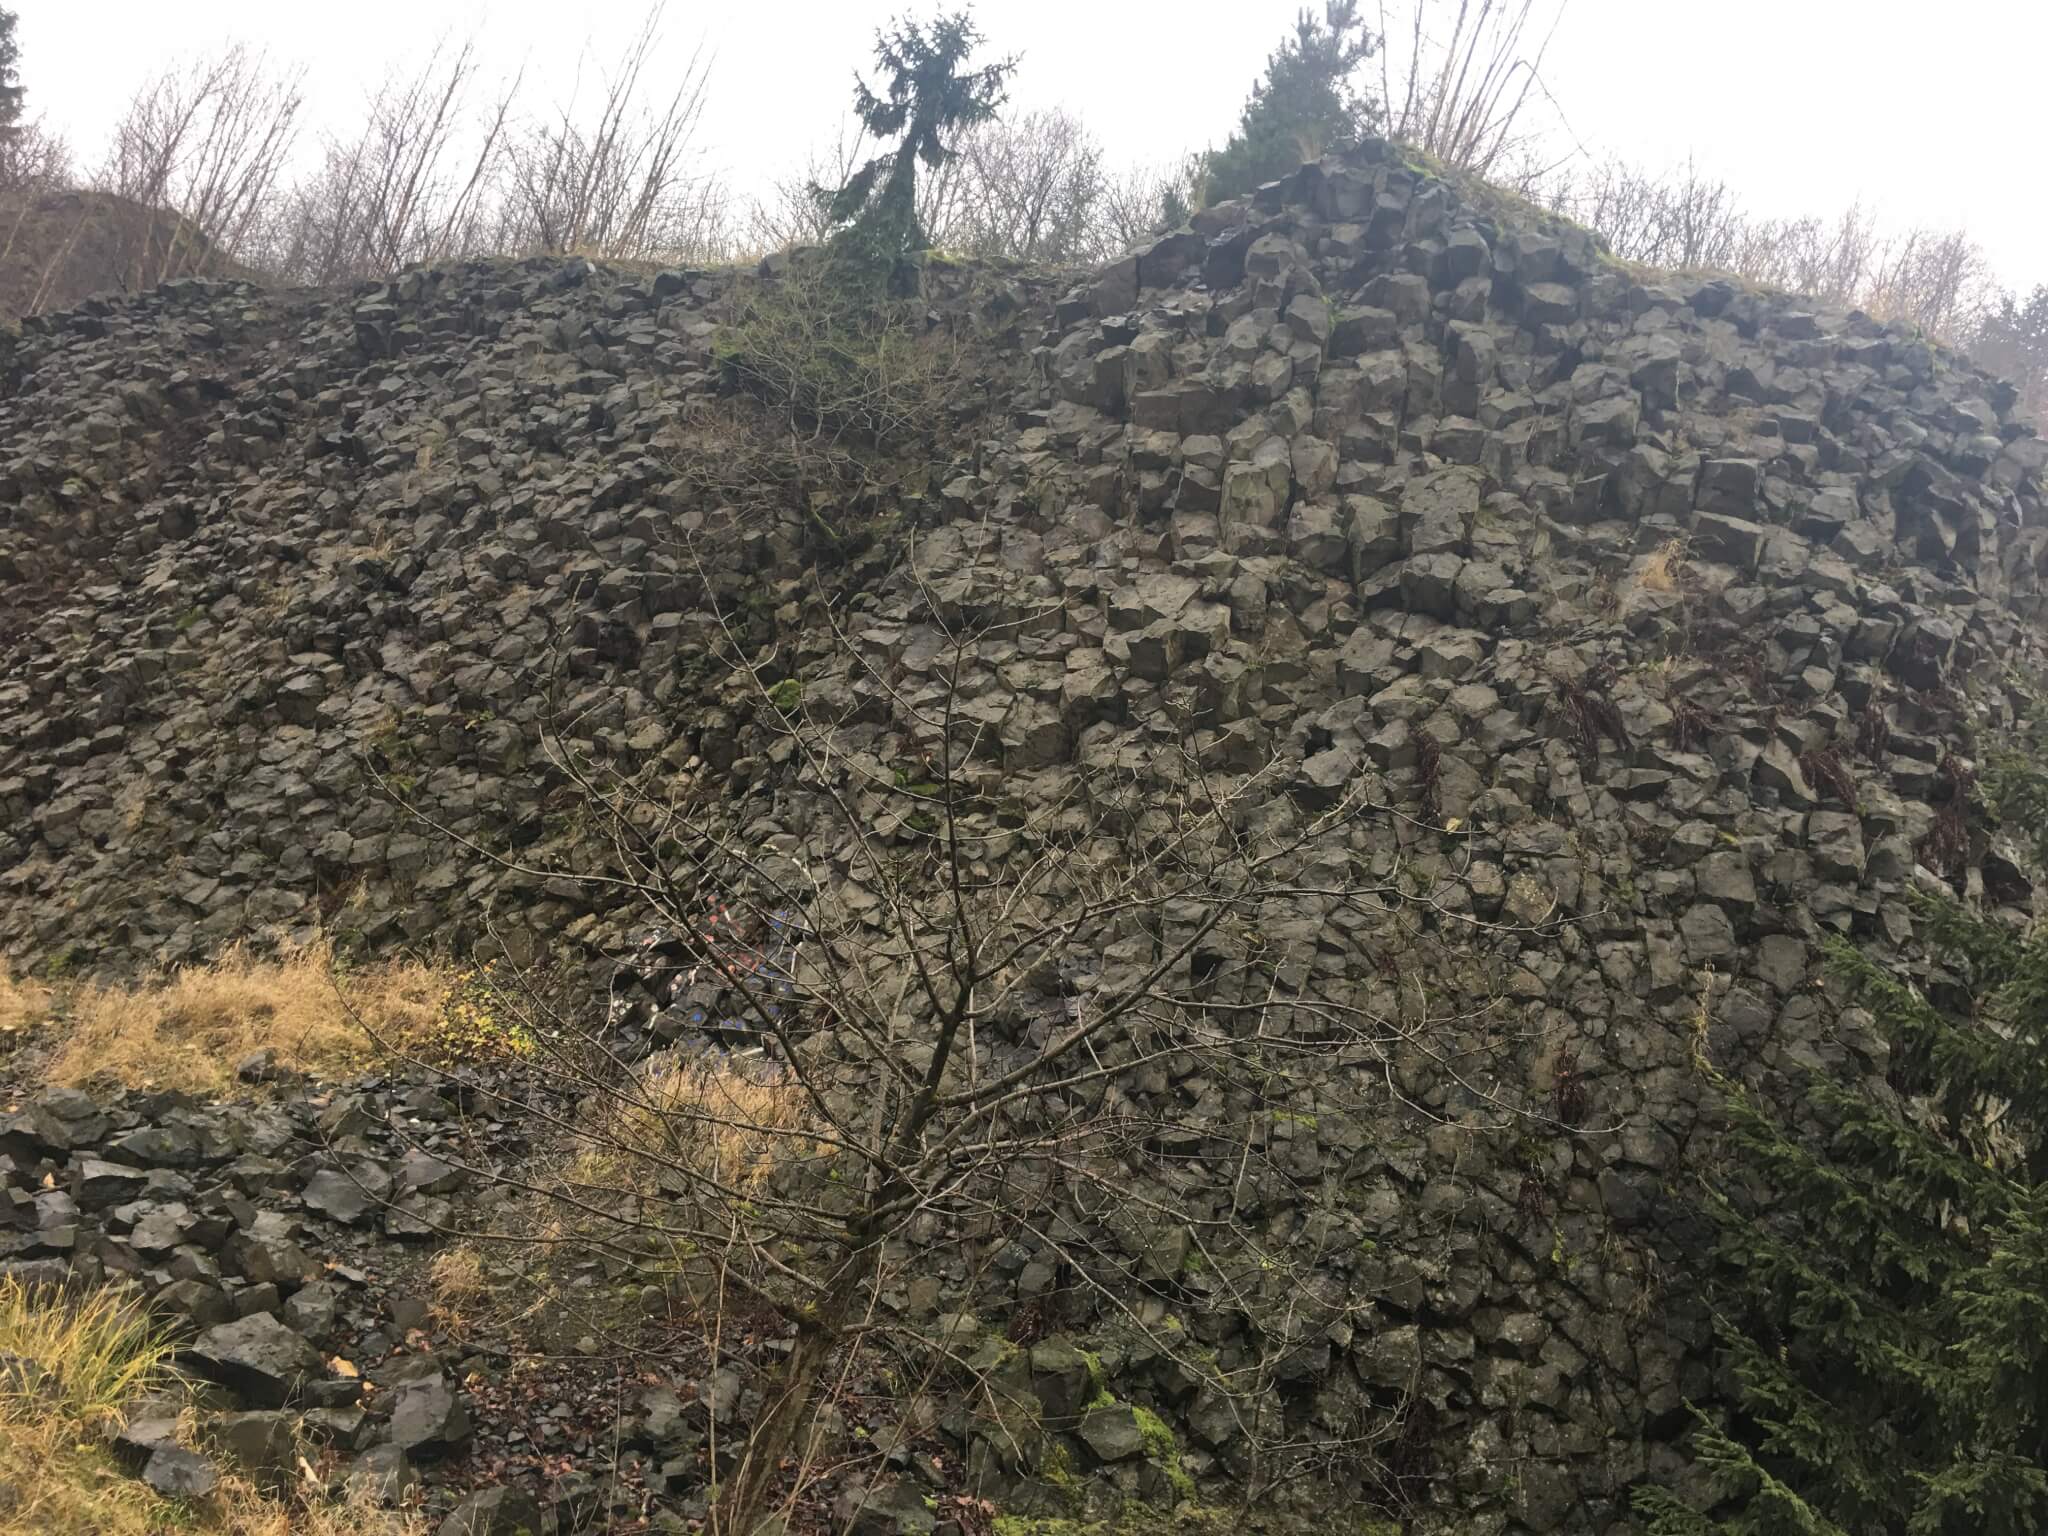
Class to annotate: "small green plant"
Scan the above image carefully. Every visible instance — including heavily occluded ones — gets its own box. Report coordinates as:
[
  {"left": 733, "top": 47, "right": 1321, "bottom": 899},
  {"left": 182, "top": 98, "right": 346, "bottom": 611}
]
[
  {"left": 420, "top": 961, "right": 537, "bottom": 1064},
  {"left": 1041, "top": 1438, "right": 1076, "bottom": 1487},
  {"left": 1130, "top": 1405, "right": 1194, "bottom": 1502},
  {"left": 767, "top": 678, "right": 804, "bottom": 712},
  {"left": 720, "top": 268, "right": 966, "bottom": 449}
]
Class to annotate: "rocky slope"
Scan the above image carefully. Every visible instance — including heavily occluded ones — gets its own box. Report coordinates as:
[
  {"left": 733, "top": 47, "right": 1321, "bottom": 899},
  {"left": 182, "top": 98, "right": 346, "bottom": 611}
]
[{"left": 4, "top": 137, "right": 2048, "bottom": 1534}]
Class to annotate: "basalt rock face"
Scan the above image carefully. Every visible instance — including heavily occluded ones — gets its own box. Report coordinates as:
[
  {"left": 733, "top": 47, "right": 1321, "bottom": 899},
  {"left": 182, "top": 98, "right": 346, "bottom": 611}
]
[{"left": 4, "top": 137, "right": 2048, "bottom": 1533}]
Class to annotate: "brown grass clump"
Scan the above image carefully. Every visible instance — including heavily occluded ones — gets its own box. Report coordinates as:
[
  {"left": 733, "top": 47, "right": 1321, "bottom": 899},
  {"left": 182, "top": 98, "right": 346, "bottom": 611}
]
[
  {"left": 426, "top": 1244, "right": 489, "bottom": 1339},
  {"left": 428, "top": 1243, "right": 489, "bottom": 1309},
  {"left": 571, "top": 1051, "right": 821, "bottom": 1197},
  {"left": 45, "top": 941, "right": 455, "bottom": 1098},
  {"left": 0, "top": 1278, "right": 423, "bottom": 1536},
  {"left": 1636, "top": 537, "right": 1687, "bottom": 594},
  {"left": 0, "top": 964, "right": 53, "bottom": 1043}
]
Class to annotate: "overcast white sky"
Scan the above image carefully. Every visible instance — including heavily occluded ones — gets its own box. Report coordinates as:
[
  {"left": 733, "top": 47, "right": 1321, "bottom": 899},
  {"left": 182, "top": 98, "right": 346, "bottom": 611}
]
[{"left": 16, "top": 0, "right": 2047, "bottom": 296}]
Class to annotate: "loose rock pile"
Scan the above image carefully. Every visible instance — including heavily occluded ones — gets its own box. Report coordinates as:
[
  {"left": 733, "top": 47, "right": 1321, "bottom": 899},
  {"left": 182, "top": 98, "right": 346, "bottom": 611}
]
[
  {"left": 1, "top": 1077, "right": 486, "bottom": 1521},
  {"left": 5, "top": 137, "right": 2047, "bottom": 1533}
]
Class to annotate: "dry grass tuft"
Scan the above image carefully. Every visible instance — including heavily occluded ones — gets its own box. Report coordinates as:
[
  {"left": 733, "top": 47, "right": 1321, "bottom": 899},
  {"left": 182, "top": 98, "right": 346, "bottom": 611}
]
[
  {"left": 571, "top": 1051, "right": 821, "bottom": 1196},
  {"left": 0, "top": 1278, "right": 173, "bottom": 1432},
  {"left": 0, "top": 1278, "right": 180, "bottom": 1536},
  {"left": 1636, "top": 537, "right": 1687, "bottom": 594},
  {"left": 44, "top": 941, "right": 455, "bottom": 1098},
  {"left": 426, "top": 1244, "right": 489, "bottom": 1339},
  {"left": 429, "top": 1243, "right": 489, "bottom": 1309},
  {"left": 0, "top": 963, "right": 53, "bottom": 1044},
  {"left": 0, "top": 1278, "right": 424, "bottom": 1536}
]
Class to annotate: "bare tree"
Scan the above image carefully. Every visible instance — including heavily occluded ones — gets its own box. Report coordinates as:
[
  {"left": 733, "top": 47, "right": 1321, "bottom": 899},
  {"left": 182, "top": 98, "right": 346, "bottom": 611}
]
[
  {"left": 939, "top": 107, "right": 1107, "bottom": 263},
  {"left": 747, "top": 119, "right": 870, "bottom": 255},
  {"left": 0, "top": 113, "right": 67, "bottom": 192},
  {"left": 1861, "top": 225, "right": 1992, "bottom": 338},
  {"left": 246, "top": 36, "right": 515, "bottom": 287},
  {"left": 1546, "top": 154, "right": 1996, "bottom": 347},
  {"left": 363, "top": 507, "right": 1578, "bottom": 1534},
  {"left": 95, "top": 43, "right": 304, "bottom": 287},
  {"left": 494, "top": 7, "right": 729, "bottom": 263},
  {"left": 1378, "top": 0, "right": 1568, "bottom": 179},
  {"left": 1548, "top": 155, "right": 1746, "bottom": 271},
  {"left": 1093, "top": 153, "right": 1205, "bottom": 252}
]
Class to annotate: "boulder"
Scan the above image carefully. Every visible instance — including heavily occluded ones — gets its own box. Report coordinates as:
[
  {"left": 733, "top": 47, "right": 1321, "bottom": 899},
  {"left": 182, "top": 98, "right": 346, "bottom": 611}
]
[
  {"left": 437, "top": 1487, "right": 546, "bottom": 1536},
  {"left": 388, "top": 1367, "right": 471, "bottom": 1457},
  {"left": 141, "top": 1446, "right": 220, "bottom": 1498},
  {"left": 1078, "top": 1402, "right": 1147, "bottom": 1462},
  {"left": 186, "top": 1313, "right": 322, "bottom": 1407}
]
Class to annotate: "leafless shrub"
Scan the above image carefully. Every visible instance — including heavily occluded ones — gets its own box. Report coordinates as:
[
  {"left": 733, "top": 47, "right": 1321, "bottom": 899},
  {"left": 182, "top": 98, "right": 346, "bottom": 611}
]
[
  {"left": 1856, "top": 693, "right": 1893, "bottom": 762},
  {"left": 923, "top": 106, "right": 1107, "bottom": 264},
  {"left": 1861, "top": 225, "right": 1992, "bottom": 338},
  {"left": 95, "top": 43, "right": 304, "bottom": 287},
  {"left": 0, "top": 115, "right": 77, "bottom": 315},
  {"left": 1919, "top": 752, "right": 1977, "bottom": 879},
  {"left": 1093, "top": 151, "right": 1206, "bottom": 250},
  {"left": 358, "top": 517, "right": 1584, "bottom": 1533},
  {"left": 494, "top": 9, "right": 729, "bottom": 264},
  {"left": 1546, "top": 155, "right": 1997, "bottom": 346},
  {"left": 1378, "top": 0, "right": 1569, "bottom": 179},
  {"left": 246, "top": 36, "right": 513, "bottom": 287},
  {"left": 0, "top": 114, "right": 69, "bottom": 192},
  {"left": 747, "top": 120, "right": 869, "bottom": 255},
  {"left": 1670, "top": 694, "right": 1714, "bottom": 755},
  {"left": 1799, "top": 745, "right": 1858, "bottom": 810},
  {"left": 1547, "top": 155, "right": 1746, "bottom": 272},
  {"left": 720, "top": 261, "right": 969, "bottom": 448},
  {"left": 1415, "top": 728, "right": 1444, "bottom": 825},
  {"left": 1552, "top": 660, "right": 1630, "bottom": 765}
]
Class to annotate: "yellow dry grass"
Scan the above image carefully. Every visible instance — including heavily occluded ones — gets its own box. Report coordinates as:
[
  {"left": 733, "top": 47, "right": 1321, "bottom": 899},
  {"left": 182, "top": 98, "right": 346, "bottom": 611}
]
[
  {"left": 1636, "top": 537, "right": 1687, "bottom": 594},
  {"left": 0, "top": 1278, "right": 422, "bottom": 1536},
  {"left": 43, "top": 941, "right": 455, "bottom": 1098},
  {"left": 573, "top": 1050, "right": 820, "bottom": 1196},
  {"left": 0, "top": 963, "right": 51, "bottom": 1042},
  {"left": 426, "top": 1243, "right": 489, "bottom": 1339},
  {"left": 429, "top": 1243, "right": 488, "bottom": 1309}
]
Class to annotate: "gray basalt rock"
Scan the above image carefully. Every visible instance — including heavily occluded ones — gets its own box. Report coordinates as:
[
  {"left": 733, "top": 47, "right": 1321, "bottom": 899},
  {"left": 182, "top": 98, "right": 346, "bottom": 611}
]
[
  {"left": 142, "top": 1446, "right": 220, "bottom": 1497},
  {"left": 387, "top": 1363, "right": 471, "bottom": 1457},
  {"left": 437, "top": 1486, "right": 545, "bottom": 1536},
  {"left": 186, "top": 1313, "right": 322, "bottom": 1407}
]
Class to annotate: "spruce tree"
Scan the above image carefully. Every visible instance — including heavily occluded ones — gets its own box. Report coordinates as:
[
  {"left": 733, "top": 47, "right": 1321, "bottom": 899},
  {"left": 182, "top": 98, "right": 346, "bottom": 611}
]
[
  {"left": 819, "top": 9, "right": 1015, "bottom": 278},
  {"left": 1974, "top": 287, "right": 2048, "bottom": 423},
  {"left": 1638, "top": 709, "right": 2048, "bottom": 1535},
  {"left": 0, "top": 8, "right": 24, "bottom": 134},
  {"left": 1203, "top": 2, "right": 1378, "bottom": 205}
]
